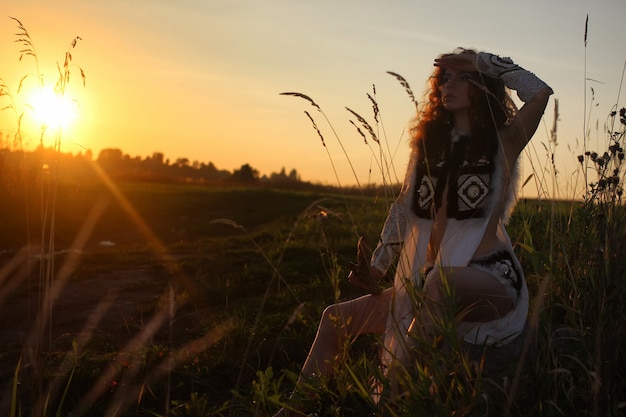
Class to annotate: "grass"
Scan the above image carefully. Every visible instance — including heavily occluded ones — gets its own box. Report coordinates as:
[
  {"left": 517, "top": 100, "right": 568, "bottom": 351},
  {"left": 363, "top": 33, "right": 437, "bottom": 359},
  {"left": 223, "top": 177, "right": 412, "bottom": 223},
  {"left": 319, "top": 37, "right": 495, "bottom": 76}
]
[
  {"left": 1, "top": 16, "right": 626, "bottom": 417},
  {"left": 0, "top": 178, "right": 391, "bottom": 415}
]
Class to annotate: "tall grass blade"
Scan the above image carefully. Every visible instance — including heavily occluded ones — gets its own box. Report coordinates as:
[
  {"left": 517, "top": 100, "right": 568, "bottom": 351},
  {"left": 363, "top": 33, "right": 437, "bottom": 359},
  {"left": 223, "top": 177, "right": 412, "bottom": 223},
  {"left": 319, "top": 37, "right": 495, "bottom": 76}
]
[{"left": 10, "top": 356, "right": 22, "bottom": 417}]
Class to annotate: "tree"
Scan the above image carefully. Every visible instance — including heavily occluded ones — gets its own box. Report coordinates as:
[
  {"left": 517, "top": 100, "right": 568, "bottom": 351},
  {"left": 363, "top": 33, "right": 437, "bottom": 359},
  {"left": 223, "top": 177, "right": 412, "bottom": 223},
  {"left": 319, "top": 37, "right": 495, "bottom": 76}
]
[
  {"left": 231, "top": 163, "right": 259, "bottom": 182},
  {"left": 97, "top": 148, "right": 124, "bottom": 172},
  {"left": 151, "top": 152, "right": 164, "bottom": 165},
  {"left": 175, "top": 158, "right": 189, "bottom": 168},
  {"left": 288, "top": 168, "right": 300, "bottom": 181},
  {"left": 97, "top": 148, "right": 123, "bottom": 163}
]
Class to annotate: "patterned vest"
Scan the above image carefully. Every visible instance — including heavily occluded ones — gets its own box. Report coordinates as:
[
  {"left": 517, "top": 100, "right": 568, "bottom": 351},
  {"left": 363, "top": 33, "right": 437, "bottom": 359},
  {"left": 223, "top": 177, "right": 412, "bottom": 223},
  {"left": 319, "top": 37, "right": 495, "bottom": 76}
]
[{"left": 411, "top": 134, "right": 496, "bottom": 220}]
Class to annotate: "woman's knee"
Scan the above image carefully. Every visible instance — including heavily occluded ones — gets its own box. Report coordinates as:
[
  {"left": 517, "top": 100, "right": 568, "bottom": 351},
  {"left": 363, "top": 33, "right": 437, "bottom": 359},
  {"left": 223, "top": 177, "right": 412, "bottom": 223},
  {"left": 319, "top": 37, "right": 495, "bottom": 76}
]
[
  {"left": 319, "top": 304, "right": 345, "bottom": 335},
  {"left": 425, "top": 267, "right": 514, "bottom": 320},
  {"left": 319, "top": 304, "right": 334, "bottom": 326},
  {"left": 422, "top": 269, "right": 447, "bottom": 302},
  {"left": 320, "top": 305, "right": 337, "bottom": 324},
  {"left": 319, "top": 294, "right": 388, "bottom": 337}
]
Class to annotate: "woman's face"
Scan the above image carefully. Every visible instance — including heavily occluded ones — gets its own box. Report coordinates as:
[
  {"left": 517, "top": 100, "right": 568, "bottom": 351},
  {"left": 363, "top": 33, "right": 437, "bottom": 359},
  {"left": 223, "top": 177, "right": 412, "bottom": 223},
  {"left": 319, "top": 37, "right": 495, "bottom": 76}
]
[{"left": 439, "top": 69, "right": 473, "bottom": 113}]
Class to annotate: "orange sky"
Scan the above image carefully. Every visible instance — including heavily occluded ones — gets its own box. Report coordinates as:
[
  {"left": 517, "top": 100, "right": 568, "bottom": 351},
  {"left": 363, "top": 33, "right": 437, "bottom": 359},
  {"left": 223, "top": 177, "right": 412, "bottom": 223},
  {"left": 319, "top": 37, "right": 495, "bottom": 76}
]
[{"left": 2, "top": 0, "right": 625, "bottom": 199}]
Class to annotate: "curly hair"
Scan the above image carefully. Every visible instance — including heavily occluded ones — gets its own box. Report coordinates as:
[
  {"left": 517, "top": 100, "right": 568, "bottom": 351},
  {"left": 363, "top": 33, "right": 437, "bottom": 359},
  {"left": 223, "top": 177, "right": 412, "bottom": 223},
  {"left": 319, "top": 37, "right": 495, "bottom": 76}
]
[{"left": 410, "top": 48, "right": 517, "bottom": 164}]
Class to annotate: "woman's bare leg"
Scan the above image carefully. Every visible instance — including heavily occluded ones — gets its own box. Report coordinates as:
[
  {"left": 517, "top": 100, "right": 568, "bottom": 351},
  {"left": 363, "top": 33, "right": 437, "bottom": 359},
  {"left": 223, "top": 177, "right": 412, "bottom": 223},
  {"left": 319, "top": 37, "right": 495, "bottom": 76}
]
[
  {"left": 406, "top": 266, "right": 514, "bottom": 348},
  {"left": 384, "top": 267, "right": 515, "bottom": 400},
  {"left": 274, "top": 288, "right": 392, "bottom": 416},
  {"left": 300, "top": 288, "right": 392, "bottom": 376}
]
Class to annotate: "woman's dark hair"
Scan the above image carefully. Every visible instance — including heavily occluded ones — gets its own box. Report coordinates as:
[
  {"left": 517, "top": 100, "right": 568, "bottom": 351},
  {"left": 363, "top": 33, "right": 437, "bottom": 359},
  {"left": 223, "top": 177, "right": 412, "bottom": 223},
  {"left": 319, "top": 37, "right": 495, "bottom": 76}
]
[{"left": 410, "top": 48, "right": 517, "bottom": 163}]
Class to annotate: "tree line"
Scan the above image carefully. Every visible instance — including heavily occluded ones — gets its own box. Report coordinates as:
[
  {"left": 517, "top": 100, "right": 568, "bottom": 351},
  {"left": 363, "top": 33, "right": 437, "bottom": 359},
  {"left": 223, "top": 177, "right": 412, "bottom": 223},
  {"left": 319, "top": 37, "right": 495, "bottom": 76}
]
[{"left": 0, "top": 146, "right": 303, "bottom": 187}]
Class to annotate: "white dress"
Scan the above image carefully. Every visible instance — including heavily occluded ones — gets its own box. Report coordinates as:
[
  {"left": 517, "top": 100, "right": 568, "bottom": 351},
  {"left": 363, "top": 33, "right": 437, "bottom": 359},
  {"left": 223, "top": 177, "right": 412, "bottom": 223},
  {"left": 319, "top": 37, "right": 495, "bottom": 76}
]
[{"left": 370, "top": 134, "right": 529, "bottom": 365}]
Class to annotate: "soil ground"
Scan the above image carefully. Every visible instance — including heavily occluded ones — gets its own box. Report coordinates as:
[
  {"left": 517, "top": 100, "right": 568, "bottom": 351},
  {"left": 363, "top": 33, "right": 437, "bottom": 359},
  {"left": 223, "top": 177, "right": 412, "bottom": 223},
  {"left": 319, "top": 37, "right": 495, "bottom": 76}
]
[{"left": 0, "top": 249, "right": 173, "bottom": 384}]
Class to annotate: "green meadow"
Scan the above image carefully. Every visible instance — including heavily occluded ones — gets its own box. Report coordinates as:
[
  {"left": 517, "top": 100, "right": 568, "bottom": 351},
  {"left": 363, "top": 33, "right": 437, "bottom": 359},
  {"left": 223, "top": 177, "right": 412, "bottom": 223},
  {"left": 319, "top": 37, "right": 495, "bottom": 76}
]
[
  {"left": 1, "top": 179, "right": 625, "bottom": 416},
  {"left": 0, "top": 181, "right": 389, "bottom": 415}
]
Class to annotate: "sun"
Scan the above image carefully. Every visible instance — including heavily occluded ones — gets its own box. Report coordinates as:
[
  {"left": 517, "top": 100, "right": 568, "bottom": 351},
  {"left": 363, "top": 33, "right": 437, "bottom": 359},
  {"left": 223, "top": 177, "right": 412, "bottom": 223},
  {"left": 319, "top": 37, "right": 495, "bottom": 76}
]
[{"left": 29, "top": 87, "right": 78, "bottom": 129}]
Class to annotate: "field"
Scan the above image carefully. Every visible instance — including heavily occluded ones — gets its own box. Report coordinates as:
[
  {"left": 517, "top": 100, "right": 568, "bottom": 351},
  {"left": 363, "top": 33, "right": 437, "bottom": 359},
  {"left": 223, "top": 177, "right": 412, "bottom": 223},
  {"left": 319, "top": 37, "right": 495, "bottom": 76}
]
[
  {"left": 0, "top": 180, "right": 390, "bottom": 415},
  {"left": 0, "top": 179, "right": 624, "bottom": 416}
]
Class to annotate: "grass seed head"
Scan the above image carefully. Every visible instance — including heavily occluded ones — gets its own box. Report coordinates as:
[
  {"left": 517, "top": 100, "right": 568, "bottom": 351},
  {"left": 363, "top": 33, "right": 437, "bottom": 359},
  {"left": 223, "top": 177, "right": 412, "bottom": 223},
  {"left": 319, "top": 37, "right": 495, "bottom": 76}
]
[{"left": 280, "top": 92, "right": 321, "bottom": 111}]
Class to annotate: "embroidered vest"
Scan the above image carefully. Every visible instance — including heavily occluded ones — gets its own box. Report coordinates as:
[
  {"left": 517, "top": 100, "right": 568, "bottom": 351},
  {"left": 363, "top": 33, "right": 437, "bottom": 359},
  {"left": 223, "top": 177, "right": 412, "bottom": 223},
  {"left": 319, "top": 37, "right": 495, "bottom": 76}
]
[{"left": 411, "top": 134, "right": 496, "bottom": 220}]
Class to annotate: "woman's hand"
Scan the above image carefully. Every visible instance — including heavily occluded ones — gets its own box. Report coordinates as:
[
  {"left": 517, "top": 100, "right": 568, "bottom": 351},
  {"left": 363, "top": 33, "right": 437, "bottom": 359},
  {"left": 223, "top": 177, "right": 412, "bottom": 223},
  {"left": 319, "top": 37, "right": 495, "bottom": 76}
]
[
  {"left": 434, "top": 52, "right": 478, "bottom": 72},
  {"left": 348, "top": 264, "right": 383, "bottom": 295},
  {"left": 347, "top": 236, "right": 383, "bottom": 295}
]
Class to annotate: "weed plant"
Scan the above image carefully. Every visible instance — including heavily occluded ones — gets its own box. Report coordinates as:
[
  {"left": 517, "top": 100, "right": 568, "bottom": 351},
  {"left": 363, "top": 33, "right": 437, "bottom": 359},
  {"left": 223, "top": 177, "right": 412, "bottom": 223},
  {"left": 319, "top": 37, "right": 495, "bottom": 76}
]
[{"left": 1, "top": 16, "right": 87, "bottom": 417}]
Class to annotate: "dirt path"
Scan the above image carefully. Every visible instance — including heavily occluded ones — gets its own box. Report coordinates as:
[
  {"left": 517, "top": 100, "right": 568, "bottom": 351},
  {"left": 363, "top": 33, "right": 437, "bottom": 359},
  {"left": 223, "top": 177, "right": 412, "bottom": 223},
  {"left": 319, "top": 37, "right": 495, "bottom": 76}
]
[{"left": 0, "top": 263, "right": 171, "bottom": 381}]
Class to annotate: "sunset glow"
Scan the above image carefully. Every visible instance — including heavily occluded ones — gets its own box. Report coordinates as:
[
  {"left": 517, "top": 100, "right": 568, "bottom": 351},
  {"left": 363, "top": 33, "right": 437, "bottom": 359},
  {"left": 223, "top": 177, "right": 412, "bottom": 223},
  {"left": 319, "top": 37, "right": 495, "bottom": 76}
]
[
  {"left": 29, "top": 87, "right": 77, "bottom": 130},
  {"left": 2, "top": 0, "right": 625, "bottom": 195}
]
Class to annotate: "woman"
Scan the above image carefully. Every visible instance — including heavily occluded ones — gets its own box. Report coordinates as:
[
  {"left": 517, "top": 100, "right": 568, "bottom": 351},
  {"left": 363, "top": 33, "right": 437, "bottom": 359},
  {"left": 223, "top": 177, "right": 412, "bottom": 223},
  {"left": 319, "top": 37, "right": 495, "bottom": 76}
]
[{"left": 274, "top": 48, "right": 552, "bottom": 416}]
